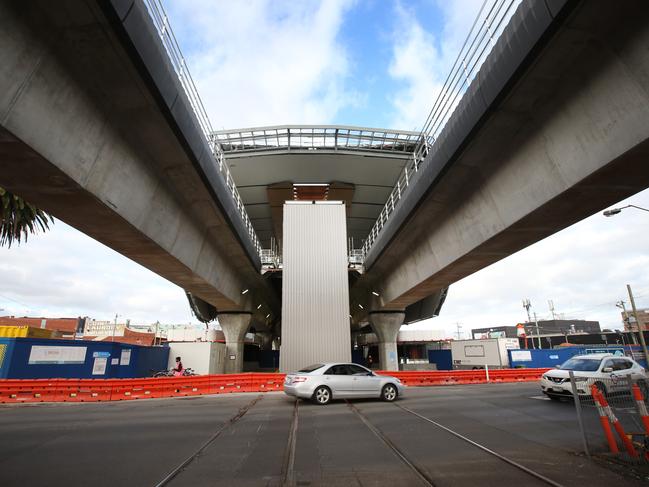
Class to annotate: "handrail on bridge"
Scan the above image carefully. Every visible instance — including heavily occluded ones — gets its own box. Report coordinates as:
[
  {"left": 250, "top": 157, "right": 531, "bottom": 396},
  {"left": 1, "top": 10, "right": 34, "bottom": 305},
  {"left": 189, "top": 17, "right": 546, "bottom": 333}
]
[
  {"left": 143, "top": 0, "right": 262, "bottom": 257},
  {"left": 213, "top": 125, "right": 422, "bottom": 156},
  {"left": 360, "top": 0, "right": 521, "bottom": 259}
]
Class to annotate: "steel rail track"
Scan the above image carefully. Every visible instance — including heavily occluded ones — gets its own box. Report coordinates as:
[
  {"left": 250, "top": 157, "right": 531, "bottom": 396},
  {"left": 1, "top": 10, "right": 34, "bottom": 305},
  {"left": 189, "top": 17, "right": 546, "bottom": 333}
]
[
  {"left": 281, "top": 399, "right": 300, "bottom": 487},
  {"left": 347, "top": 399, "right": 566, "bottom": 487},
  {"left": 394, "top": 403, "right": 566, "bottom": 487},
  {"left": 346, "top": 401, "right": 435, "bottom": 486},
  {"left": 153, "top": 395, "right": 264, "bottom": 487}
]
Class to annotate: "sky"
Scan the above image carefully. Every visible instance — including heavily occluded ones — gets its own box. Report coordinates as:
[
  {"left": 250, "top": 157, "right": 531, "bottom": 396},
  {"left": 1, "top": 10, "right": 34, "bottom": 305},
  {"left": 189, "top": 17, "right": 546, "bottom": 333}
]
[{"left": 1, "top": 0, "right": 648, "bottom": 337}]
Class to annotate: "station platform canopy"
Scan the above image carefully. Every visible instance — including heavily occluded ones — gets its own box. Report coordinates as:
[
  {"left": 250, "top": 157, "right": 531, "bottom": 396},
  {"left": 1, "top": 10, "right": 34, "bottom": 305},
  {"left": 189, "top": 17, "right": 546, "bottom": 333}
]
[{"left": 212, "top": 125, "right": 423, "bottom": 250}]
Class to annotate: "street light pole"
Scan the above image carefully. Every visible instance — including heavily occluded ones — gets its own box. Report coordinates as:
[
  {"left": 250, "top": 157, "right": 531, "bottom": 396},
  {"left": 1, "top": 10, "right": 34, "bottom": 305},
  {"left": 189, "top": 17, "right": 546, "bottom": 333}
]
[
  {"left": 603, "top": 204, "right": 649, "bottom": 217},
  {"left": 112, "top": 313, "right": 120, "bottom": 342},
  {"left": 627, "top": 284, "right": 649, "bottom": 365},
  {"left": 534, "top": 312, "right": 542, "bottom": 349}
]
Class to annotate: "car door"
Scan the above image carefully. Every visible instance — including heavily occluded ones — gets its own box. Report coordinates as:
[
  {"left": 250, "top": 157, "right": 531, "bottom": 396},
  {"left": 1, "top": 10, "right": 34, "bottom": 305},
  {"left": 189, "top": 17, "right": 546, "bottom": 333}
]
[
  {"left": 322, "top": 364, "right": 355, "bottom": 397},
  {"left": 612, "top": 358, "right": 635, "bottom": 387},
  {"left": 348, "top": 364, "right": 382, "bottom": 396},
  {"left": 603, "top": 358, "right": 628, "bottom": 392}
]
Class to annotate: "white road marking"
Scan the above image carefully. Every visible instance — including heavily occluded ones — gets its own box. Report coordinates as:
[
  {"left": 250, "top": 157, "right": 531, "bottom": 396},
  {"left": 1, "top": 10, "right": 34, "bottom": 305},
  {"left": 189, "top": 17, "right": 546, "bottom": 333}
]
[{"left": 530, "top": 395, "right": 551, "bottom": 401}]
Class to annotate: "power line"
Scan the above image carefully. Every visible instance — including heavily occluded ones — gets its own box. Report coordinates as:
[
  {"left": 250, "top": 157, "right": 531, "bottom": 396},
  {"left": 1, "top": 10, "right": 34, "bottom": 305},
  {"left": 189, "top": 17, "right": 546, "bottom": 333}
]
[{"left": 0, "top": 293, "right": 32, "bottom": 310}]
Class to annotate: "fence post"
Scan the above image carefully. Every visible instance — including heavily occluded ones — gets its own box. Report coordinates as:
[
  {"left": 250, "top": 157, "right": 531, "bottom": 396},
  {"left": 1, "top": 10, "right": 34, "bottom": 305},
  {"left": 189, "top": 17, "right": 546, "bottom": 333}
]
[
  {"left": 568, "top": 371, "right": 591, "bottom": 459},
  {"left": 485, "top": 364, "right": 489, "bottom": 383}
]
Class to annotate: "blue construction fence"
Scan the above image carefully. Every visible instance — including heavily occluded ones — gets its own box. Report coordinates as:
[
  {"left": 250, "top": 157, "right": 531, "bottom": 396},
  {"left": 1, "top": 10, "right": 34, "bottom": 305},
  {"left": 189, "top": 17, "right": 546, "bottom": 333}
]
[
  {"left": 0, "top": 338, "right": 169, "bottom": 379},
  {"left": 427, "top": 350, "right": 453, "bottom": 370},
  {"left": 508, "top": 345, "right": 648, "bottom": 369}
]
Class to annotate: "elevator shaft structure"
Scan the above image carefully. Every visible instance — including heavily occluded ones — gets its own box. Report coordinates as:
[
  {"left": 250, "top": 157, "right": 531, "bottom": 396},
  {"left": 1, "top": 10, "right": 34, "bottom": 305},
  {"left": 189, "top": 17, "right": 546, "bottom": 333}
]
[{"left": 279, "top": 202, "right": 351, "bottom": 372}]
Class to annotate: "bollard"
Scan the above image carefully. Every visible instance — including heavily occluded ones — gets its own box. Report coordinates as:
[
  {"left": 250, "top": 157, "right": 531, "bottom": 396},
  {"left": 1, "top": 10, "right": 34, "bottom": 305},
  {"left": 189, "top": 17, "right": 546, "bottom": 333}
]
[
  {"left": 595, "top": 386, "right": 638, "bottom": 458},
  {"left": 632, "top": 383, "right": 649, "bottom": 436},
  {"left": 591, "top": 384, "right": 619, "bottom": 454},
  {"left": 632, "top": 383, "right": 649, "bottom": 461}
]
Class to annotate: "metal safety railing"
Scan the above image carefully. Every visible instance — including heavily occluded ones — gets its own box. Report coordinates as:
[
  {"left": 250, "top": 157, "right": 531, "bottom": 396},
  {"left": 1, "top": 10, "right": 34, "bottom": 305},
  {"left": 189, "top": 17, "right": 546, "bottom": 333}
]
[
  {"left": 360, "top": 0, "right": 521, "bottom": 258},
  {"left": 213, "top": 125, "right": 421, "bottom": 156},
  {"left": 142, "top": 0, "right": 262, "bottom": 256}
]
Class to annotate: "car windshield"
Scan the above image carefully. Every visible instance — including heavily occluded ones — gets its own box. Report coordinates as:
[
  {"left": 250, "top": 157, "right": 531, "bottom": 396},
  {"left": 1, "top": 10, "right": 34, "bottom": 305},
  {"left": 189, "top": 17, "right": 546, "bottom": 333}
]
[
  {"left": 559, "top": 357, "right": 602, "bottom": 371},
  {"left": 298, "top": 364, "right": 323, "bottom": 373}
]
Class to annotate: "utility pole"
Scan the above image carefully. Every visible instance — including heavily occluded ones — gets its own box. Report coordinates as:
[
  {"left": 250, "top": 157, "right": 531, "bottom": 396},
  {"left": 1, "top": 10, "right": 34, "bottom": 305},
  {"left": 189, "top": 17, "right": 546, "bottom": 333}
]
[
  {"left": 616, "top": 300, "right": 637, "bottom": 344},
  {"left": 627, "top": 284, "right": 649, "bottom": 364},
  {"left": 455, "top": 322, "right": 463, "bottom": 340},
  {"left": 112, "top": 313, "right": 120, "bottom": 342},
  {"left": 548, "top": 300, "right": 556, "bottom": 321},
  {"left": 522, "top": 299, "right": 535, "bottom": 349},
  {"left": 522, "top": 299, "right": 532, "bottom": 323},
  {"left": 533, "top": 312, "right": 542, "bottom": 349}
]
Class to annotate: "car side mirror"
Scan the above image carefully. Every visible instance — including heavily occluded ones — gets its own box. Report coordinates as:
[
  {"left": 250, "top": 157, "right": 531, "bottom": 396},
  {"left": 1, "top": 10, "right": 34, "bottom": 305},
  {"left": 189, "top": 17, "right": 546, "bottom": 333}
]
[
  {"left": 367, "top": 372, "right": 374, "bottom": 376},
  {"left": 554, "top": 365, "right": 560, "bottom": 369},
  {"left": 602, "top": 367, "right": 613, "bottom": 373}
]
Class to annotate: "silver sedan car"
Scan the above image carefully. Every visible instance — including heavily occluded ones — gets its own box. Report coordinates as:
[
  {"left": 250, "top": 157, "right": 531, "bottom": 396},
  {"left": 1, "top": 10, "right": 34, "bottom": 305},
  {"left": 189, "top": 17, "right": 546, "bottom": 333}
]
[{"left": 284, "top": 362, "right": 405, "bottom": 405}]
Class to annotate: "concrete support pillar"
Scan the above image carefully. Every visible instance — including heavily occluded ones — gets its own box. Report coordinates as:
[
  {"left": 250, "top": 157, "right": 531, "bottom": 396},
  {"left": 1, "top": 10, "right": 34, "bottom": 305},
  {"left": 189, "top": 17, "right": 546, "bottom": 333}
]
[
  {"left": 369, "top": 311, "right": 405, "bottom": 371},
  {"left": 218, "top": 312, "right": 252, "bottom": 373}
]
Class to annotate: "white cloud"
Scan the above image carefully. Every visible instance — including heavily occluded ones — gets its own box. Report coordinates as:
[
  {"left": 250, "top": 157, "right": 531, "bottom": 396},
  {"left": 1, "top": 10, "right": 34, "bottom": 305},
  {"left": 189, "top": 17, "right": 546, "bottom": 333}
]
[
  {"left": 387, "top": 3, "right": 444, "bottom": 130},
  {"left": 164, "top": 0, "right": 358, "bottom": 128},
  {"left": 386, "top": 0, "right": 517, "bottom": 131},
  {"left": 0, "top": 221, "right": 195, "bottom": 325}
]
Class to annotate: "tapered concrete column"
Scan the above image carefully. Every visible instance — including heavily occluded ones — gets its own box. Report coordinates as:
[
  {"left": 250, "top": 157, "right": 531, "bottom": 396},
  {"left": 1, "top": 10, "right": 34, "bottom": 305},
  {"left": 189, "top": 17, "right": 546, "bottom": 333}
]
[
  {"left": 369, "top": 311, "right": 405, "bottom": 371},
  {"left": 218, "top": 312, "right": 252, "bottom": 373}
]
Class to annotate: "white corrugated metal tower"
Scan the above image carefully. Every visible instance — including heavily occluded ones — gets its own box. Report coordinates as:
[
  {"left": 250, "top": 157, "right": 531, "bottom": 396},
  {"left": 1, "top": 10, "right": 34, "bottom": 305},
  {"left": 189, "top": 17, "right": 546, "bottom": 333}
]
[{"left": 280, "top": 201, "right": 351, "bottom": 372}]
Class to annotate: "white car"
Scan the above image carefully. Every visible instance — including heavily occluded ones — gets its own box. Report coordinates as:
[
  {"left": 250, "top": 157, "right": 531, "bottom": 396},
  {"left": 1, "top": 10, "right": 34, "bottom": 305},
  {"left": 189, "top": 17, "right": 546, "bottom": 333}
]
[
  {"left": 541, "top": 353, "right": 647, "bottom": 400},
  {"left": 284, "top": 362, "right": 405, "bottom": 405}
]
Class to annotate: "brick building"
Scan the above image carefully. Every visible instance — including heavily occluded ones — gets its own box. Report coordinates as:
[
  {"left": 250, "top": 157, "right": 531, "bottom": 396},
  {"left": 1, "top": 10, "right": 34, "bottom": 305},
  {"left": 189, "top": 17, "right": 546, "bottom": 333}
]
[
  {"left": 0, "top": 316, "right": 82, "bottom": 335},
  {"left": 622, "top": 308, "right": 649, "bottom": 332}
]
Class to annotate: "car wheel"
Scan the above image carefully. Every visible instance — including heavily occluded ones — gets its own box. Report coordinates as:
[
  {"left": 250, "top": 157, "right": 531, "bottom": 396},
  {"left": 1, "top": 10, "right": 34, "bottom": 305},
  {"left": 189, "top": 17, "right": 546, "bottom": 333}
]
[
  {"left": 313, "top": 386, "right": 331, "bottom": 405},
  {"left": 382, "top": 384, "right": 398, "bottom": 402}
]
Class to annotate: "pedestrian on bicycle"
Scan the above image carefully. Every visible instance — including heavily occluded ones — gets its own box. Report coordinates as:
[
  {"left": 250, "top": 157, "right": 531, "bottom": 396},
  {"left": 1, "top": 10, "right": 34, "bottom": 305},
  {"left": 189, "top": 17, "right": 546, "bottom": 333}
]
[{"left": 173, "top": 356, "right": 184, "bottom": 377}]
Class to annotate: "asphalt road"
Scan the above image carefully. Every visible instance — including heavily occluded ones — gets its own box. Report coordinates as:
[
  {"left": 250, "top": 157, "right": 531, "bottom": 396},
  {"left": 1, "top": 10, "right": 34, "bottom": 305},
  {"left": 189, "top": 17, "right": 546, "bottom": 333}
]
[{"left": 0, "top": 382, "right": 644, "bottom": 486}]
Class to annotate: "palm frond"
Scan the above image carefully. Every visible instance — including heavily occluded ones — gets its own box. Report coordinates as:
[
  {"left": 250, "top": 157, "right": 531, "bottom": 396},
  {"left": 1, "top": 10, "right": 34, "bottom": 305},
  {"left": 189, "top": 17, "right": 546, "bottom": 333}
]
[{"left": 0, "top": 187, "right": 53, "bottom": 248}]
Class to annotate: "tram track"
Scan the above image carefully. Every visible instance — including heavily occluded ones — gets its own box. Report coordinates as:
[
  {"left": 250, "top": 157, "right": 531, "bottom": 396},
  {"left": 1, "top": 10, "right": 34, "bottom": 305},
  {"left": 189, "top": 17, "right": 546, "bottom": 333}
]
[
  {"left": 393, "top": 403, "right": 565, "bottom": 487},
  {"left": 347, "top": 399, "right": 567, "bottom": 487},
  {"left": 346, "top": 401, "right": 435, "bottom": 486},
  {"left": 153, "top": 394, "right": 264, "bottom": 487},
  {"left": 280, "top": 399, "right": 299, "bottom": 487}
]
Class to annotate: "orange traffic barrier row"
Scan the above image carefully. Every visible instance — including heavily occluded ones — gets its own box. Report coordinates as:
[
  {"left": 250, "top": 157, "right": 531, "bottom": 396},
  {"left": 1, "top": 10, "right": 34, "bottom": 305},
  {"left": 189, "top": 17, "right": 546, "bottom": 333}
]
[
  {"left": 0, "top": 369, "right": 550, "bottom": 404},
  {"left": 379, "top": 368, "right": 549, "bottom": 386}
]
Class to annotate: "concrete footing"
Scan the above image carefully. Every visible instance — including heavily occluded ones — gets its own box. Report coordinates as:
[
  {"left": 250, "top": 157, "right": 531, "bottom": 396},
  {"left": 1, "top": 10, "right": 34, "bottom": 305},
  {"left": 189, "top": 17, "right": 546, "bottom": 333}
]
[
  {"left": 218, "top": 313, "right": 252, "bottom": 373},
  {"left": 369, "top": 312, "right": 405, "bottom": 371}
]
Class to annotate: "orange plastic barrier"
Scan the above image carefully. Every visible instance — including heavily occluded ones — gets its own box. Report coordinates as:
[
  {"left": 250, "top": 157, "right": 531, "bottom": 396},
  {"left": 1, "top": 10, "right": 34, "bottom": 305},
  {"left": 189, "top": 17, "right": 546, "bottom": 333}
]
[
  {"left": 595, "top": 385, "right": 638, "bottom": 458},
  {"left": 0, "top": 368, "right": 549, "bottom": 404},
  {"left": 377, "top": 368, "right": 549, "bottom": 386},
  {"left": 592, "top": 384, "right": 619, "bottom": 454}
]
